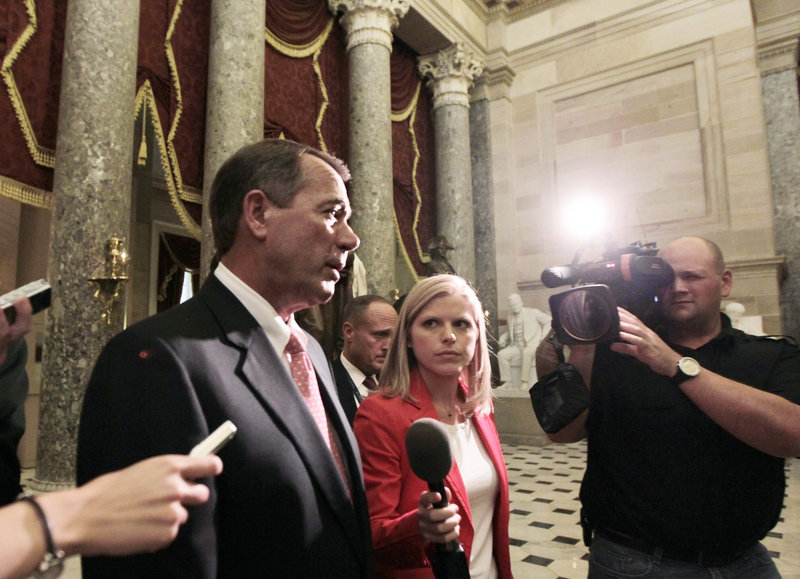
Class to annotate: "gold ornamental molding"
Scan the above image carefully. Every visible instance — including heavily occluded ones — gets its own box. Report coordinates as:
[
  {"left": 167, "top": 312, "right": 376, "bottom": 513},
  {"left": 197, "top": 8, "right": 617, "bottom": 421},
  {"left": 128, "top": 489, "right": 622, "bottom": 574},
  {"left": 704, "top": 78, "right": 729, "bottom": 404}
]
[
  {"left": 135, "top": 82, "right": 201, "bottom": 240},
  {"left": 0, "top": 174, "right": 52, "bottom": 209}
]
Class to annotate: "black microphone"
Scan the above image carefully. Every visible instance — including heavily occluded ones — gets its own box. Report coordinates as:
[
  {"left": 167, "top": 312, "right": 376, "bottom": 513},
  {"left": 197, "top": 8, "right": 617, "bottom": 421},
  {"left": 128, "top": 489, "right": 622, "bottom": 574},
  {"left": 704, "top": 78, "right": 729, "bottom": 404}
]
[
  {"left": 405, "top": 418, "right": 470, "bottom": 579},
  {"left": 406, "top": 418, "right": 453, "bottom": 507}
]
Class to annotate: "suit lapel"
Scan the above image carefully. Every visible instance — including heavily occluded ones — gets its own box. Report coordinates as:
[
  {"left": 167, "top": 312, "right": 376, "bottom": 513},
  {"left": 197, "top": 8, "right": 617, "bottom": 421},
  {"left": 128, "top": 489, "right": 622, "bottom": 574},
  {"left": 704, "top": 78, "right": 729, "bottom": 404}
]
[
  {"left": 199, "top": 279, "right": 365, "bottom": 547},
  {"left": 332, "top": 359, "right": 359, "bottom": 424}
]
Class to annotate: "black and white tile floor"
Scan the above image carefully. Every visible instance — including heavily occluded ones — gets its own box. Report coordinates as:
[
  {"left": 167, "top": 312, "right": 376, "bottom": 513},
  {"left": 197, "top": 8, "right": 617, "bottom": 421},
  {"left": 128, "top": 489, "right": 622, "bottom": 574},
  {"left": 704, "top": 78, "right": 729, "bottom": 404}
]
[
  {"left": 502, "top": 440, "right": 800, "bottom": 578},
  {"left": 22, "top": 443, "right": 800, "bottom": 578}
]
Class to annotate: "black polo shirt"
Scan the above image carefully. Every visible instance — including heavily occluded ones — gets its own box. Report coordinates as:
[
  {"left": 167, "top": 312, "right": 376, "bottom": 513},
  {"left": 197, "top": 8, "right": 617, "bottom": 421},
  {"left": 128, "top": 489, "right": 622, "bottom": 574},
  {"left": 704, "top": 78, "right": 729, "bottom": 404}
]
[{"left": 581, "top": 315, "right": 800, "bottom": 555}]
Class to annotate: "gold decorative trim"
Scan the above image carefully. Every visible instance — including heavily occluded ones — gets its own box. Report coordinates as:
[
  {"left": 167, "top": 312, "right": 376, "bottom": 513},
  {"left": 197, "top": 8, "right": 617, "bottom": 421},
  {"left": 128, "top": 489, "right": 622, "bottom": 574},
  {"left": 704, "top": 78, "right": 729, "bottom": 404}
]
[
  {"left": 266, "top": 19, "right": 334, "bottom": 150},
  {"left": 164, "top": 0, "right": 191, "bottom": 201},
  {"left": 265, "top": 20, "right": 333, "bottom": 58},
  {"left": 1, "top": 0, "right": 56, "bottom": 168},
  {"left": 0, "top": 174, "right": 52, "bottom": 209},
  {"left": 135, "top": 82, "right": 201, "bottom": 240},
  {"left": 392, "top": 82, "right": 424, "bottom": 282}
]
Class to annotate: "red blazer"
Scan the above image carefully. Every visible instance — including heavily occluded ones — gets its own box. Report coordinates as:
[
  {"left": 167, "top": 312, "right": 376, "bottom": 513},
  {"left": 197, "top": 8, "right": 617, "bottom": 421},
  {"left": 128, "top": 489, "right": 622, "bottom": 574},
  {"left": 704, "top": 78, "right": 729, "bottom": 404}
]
[{"left": 354, "top": 369, "right": 512, "bottom": 578}]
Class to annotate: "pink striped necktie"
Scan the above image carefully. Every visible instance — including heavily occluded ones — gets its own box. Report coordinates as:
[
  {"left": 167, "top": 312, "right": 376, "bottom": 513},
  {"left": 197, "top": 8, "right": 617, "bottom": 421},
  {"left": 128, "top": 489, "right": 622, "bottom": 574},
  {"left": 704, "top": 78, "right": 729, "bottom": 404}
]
[{"left": 285, "top": 329, "right": 351, "bottom": 498}]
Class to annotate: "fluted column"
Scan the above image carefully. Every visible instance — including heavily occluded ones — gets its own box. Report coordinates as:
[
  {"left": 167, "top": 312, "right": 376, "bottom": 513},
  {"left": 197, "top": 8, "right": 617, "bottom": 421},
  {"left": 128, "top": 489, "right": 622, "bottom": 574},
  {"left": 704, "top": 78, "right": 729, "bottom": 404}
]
[
  {"left": 34, "top": 0, "right": 140, "bottom": 488},
  {"left": 419, "top": 43, "right": 483, "bottom": 282},
  {"left": 200, "top": 0, "right": 266, "bottom": 278},
  {"left": 328, "top": 0, "right": 409, "bottom": 297},
  {"left": 759, "top": 33, "right": 800, "bottom": 338}
]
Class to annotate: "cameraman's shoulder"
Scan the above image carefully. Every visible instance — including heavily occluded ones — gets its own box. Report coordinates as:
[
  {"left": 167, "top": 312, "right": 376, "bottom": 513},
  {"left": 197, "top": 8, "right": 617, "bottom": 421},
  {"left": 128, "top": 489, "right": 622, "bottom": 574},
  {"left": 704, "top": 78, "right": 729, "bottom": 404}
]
[
  {"left": 741, "top": 330, "right": 797, "bottom": 345},
  {"left": 738, "top": 330, "right": 800, "bottom": 358}
]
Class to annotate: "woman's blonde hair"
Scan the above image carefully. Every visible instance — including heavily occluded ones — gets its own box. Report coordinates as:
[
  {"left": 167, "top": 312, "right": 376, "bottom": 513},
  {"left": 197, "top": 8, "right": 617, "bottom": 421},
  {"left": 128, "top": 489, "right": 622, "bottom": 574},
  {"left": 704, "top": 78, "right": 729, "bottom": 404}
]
[{"left": 380, "top": 274, "right": 494, "bottom": 416}]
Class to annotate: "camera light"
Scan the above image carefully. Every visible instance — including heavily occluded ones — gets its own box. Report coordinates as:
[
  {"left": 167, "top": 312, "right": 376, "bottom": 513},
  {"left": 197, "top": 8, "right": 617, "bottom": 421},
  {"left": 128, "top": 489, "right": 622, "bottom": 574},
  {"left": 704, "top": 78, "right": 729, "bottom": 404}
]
[{"left": 558, "top": 195, "right": 612, "bottom": 244}]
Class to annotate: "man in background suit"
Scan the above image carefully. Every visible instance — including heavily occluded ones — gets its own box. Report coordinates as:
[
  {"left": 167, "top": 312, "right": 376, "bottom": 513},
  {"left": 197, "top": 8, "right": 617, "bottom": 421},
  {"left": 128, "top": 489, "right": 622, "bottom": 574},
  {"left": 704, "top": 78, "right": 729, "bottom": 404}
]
[
  {"left": 333, "top": 295, "right": 397, "bottom": 424},
  {"left": 0, "top": 297, "right": 32, "bottom": 506},
  {"left": 77, "top": 139, "right": 373, "bottom": 577}
]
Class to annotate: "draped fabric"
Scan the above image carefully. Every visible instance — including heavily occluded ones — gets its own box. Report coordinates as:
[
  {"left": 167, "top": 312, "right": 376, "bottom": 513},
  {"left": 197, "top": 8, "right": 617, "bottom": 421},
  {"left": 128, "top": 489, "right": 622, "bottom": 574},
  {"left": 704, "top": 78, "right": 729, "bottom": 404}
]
[
  {"left": 0, "top": 0, "right": 210, "bottom": 230},
  {"left": 0, "top": 0, "right": 437, "bottom": 285},
  {"left": 0, "top": 0, "right": 65, "bottom": 208},
  {"left": 156, "top": 232, "right": 200, "bottom": 312},
  {"left": 264, "top": 0, "right": 348, "bottom": 159},
  {"left": 391, "top": 40, "right": 436, "bottom": 278},
  {"left": 137, "top": 0, "right": 210, "bottom": 239}
]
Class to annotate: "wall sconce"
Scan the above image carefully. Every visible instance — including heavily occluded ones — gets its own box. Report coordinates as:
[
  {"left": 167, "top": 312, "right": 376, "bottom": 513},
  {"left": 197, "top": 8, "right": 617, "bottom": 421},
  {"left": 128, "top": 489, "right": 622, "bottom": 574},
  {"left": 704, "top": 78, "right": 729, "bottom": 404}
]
[{"left": 88, "top": 237, "right": 130, "bottom": 325}]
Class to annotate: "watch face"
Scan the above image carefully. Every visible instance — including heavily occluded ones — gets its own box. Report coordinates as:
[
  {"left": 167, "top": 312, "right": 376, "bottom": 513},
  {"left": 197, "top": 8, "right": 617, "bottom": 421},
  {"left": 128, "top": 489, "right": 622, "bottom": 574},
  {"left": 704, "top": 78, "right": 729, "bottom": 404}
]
[{"left": 678, "top": 357, "right": 701, "bottom": 377}]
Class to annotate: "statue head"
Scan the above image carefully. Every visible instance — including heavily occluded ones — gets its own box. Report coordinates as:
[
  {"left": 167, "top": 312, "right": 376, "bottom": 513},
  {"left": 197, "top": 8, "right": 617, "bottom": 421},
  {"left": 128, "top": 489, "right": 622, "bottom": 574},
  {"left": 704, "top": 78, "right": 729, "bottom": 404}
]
[
  {"left": 724, "top": 301, "right": 745, "bottom": 321},
  {"left": 508, "top": 293, "right": 523, "bottom": 315}
]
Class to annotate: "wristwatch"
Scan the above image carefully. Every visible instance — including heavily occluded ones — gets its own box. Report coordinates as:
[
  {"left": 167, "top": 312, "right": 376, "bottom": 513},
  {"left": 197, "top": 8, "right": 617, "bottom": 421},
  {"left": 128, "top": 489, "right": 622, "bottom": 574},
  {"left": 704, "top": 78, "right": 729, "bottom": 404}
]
[{"left": 670, "top": 356, "right": 701, "bottom": 386}]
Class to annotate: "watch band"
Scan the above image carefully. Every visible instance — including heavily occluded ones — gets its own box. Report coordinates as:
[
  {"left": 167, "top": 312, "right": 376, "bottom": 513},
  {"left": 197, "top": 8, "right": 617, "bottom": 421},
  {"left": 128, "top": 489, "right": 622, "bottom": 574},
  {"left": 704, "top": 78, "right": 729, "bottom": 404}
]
[
  {"left": 670, "top": 357, "right": 701, "bottom": 386},
  {"left": 17, "top": 491, "right": 65, "bottom": 578}
]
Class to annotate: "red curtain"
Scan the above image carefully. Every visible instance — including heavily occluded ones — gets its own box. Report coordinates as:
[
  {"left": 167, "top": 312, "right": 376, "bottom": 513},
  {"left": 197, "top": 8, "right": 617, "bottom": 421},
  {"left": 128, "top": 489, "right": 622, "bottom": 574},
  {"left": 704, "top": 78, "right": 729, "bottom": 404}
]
[
  {"left": 137, "top": 0, "right": 210, "bottom": 233},
  {"left": 391, "top": 39, "right": 436, "bottom": 277},
  {"left": 0, "top": 0, "right": 437, "bottom": 277},
  {"left": 264, "top": 0, "right": 349, "bottom": 159},
  {"left": 156, "top": 231, "right": 200, "bottom": 312},
  {"left": 0, "top": 0, "right": 65, "bottom": 203}
]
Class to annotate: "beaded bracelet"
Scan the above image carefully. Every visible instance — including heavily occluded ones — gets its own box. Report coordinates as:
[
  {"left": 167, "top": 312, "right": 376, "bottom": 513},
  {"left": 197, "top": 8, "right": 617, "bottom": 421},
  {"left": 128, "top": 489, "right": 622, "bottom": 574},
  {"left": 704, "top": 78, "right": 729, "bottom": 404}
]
[{"left": 17, "top": 491, "right": 65, "bottom": 578}]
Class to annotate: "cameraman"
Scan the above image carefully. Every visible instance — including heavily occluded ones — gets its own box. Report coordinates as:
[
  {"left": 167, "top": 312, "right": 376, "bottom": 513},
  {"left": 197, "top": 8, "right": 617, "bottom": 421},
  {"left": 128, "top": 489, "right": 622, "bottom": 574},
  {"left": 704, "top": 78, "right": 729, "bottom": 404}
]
[{"left": 550, "top": 236, "right": 800, "bottom": 578}]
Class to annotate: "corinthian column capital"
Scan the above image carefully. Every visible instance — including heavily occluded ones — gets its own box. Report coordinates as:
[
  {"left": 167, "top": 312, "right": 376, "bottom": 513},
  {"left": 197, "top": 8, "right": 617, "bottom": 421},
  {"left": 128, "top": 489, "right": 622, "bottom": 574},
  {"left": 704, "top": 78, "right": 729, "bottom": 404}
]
[
  {"left": 418, "top": 42, "right": 484, "bottom": 109},
  {"left": 328, "top": 0, "right": 410, "bottom": 51}
]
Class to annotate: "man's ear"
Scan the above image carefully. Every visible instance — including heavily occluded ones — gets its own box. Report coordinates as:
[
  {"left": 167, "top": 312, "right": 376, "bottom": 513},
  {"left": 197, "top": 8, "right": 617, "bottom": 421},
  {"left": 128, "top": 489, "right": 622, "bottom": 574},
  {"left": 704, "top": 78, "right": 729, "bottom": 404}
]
[
  {"left": 720, "top": 268, "right": 733, "bottom": 298},
  {"left": 241, "top": 190, "right": 273, "bottom": 241},
  {"left": 342, "top": 321, "right": 354, "bottom": 342}
]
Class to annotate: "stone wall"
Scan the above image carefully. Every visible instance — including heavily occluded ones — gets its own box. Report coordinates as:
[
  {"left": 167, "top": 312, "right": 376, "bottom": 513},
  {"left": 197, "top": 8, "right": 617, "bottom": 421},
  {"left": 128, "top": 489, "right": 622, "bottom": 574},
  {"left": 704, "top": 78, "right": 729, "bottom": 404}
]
[{"left": 490, "top": 0, "right": 783, "bottom": 333}]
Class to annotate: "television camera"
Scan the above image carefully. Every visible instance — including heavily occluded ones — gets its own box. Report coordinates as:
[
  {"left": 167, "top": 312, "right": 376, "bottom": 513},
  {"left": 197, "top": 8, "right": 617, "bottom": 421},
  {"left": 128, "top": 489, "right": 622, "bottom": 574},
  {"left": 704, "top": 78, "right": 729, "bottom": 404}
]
[{"left": 541, "top": 241, "right": 674, "bottom": 344}]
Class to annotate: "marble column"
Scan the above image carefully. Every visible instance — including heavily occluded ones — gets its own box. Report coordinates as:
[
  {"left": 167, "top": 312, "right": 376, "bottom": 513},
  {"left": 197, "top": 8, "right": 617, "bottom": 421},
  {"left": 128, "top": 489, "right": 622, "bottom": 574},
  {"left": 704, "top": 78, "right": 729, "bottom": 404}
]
[
  {"left": 34, "top": 0, "right": 140, "bottom": 489},
  {"left": 419, "top": 43, "right": 483, "bottom": 282},
  {"left": 470, "top": 76, "right": 499, "bottom": 337},
  {"left": 328, "top": 0, "right": 409, "bottom": 297},
  {"left": 200, "top": 0, "right": 267, "bottom": 279},
  {"left": 760, "top": 39, "right": 800, "bottom": 339}
]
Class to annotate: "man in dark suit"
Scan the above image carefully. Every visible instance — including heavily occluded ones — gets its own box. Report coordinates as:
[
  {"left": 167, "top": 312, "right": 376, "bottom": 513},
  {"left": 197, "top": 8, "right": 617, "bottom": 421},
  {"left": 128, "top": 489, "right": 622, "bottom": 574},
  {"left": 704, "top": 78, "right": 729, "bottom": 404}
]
[
  {"left": 0, "top": 297, "right": 32, "bottom": 506},
  {"left": 333, "top": 295, "right": 397, "bottom": 424},
  {"left": 77, "top": 139, "right": 372, "bottom": 577}
]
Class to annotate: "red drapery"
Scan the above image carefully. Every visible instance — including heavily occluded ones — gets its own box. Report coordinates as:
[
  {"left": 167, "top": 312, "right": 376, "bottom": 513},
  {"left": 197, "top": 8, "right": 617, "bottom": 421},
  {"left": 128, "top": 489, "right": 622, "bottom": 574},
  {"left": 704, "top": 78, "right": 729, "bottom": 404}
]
[
  {"left": 0, "top": 0, "right": 65, "bottom": 207},
  {"left": 264, "top": 0, "right": 349, "bottom": 159},
  {"left": 391, "top": 39, "right": 436, "bottom": 278},
  {"left": 0, "top": 0, "right": 436, "bottom": 281}
]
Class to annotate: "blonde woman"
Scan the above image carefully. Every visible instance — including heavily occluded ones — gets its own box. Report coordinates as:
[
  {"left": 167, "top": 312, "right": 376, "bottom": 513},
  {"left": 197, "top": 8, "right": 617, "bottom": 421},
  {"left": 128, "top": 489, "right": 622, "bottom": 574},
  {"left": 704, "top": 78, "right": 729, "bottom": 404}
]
[{"left": 354, "top": 275, "right": 512, "bottom": 578}]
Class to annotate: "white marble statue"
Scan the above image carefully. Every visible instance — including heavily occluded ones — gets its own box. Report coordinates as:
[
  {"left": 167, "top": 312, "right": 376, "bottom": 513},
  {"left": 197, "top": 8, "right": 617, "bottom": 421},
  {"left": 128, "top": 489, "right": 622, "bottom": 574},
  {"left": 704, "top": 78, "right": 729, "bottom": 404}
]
[
  {"left": 724, "top": 301, "right": 764, "bottom": 335},
  {"left": 496, "top": 293, "right": 552, "bottom": 391}
]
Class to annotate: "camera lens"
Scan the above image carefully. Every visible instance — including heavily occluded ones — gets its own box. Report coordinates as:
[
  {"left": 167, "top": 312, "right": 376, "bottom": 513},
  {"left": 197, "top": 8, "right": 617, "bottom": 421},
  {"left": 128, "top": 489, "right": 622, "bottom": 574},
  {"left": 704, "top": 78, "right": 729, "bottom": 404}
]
[{"left": 549, "top": 285, "right": 620, "bottom": 344}]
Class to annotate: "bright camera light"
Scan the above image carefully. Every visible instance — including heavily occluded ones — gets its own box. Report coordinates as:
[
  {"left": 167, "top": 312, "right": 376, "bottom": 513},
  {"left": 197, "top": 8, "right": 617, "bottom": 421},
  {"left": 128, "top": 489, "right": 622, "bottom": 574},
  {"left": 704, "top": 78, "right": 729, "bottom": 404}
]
[{"left": 559, "top": 195, "right": 612, "bottom": 244}]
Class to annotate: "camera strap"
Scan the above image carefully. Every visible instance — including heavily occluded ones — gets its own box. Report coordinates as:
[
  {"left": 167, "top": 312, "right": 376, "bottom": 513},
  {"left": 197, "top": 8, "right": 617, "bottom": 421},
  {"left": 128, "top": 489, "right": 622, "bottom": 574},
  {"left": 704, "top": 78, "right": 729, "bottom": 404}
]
[{"left": 552, "top": 335, "right": 566, "bottom": 364}]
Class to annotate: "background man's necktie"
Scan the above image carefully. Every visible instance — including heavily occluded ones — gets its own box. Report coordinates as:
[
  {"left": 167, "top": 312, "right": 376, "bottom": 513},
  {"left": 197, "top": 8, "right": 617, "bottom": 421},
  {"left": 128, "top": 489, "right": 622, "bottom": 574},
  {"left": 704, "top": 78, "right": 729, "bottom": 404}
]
[{"left": 362, "top": 375, "right": 378, "bottom": 392}]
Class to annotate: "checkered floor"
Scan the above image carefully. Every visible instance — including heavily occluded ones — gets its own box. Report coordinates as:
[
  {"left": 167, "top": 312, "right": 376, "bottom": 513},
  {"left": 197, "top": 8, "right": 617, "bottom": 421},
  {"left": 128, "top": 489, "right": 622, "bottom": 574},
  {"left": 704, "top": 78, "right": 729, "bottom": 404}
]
[
  {"left": 502, "top": 440, "right": 800, "bottom": 578},
  {"left": 21, "top": 443, "right": 800, "bottom": 578}
]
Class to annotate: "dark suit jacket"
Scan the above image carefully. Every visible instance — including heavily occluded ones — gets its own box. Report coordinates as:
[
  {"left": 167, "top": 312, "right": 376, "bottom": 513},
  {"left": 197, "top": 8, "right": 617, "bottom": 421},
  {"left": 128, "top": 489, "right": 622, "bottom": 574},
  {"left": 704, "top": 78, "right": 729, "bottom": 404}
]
[
  {"left": 332, "top": 357, "right": 359, "bottom": 425},
  {"left": 77, "top": 276, "right": 373, "bottom": 578},
  {"left": 0, "top": 338, "right": 27, "bottom": 505}
]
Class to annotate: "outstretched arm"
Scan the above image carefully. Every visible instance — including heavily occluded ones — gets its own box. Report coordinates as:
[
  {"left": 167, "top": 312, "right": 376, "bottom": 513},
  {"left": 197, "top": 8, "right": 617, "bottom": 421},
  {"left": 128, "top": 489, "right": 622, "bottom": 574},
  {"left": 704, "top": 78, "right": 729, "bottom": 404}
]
[
  {"left": 612, "top": 308, "right": 800, "bottom": 457},
  {"left": 0, "top": 454, "right": 221, "bottom": 579}
]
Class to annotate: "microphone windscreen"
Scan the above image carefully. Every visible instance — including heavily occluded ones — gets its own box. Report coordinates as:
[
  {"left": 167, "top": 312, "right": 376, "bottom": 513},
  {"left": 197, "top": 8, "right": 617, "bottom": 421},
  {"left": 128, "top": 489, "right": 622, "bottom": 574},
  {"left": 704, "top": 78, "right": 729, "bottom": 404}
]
[{"left": 405, "top": 418, "right": 452, "bottom": 483}]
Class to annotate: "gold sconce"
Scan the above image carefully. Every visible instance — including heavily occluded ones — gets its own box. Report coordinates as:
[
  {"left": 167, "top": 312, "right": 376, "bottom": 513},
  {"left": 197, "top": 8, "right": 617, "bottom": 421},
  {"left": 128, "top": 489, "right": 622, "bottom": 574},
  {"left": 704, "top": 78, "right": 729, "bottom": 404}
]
[{"left": 88, "top": 237, "right": 130, "bottom": 324}]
